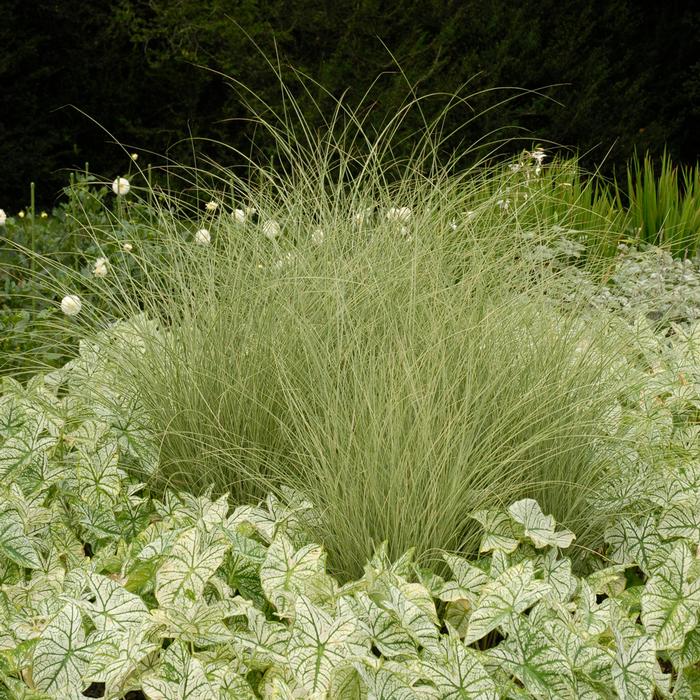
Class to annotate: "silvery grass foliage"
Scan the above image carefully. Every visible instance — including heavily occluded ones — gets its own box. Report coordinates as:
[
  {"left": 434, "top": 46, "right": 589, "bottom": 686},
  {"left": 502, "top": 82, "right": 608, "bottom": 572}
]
[
  {"left": 30, "top": 78, "right": 644, "bottom": 579},
  {"left": 1, "top": 330, "right": 700, "bottom": 698}
]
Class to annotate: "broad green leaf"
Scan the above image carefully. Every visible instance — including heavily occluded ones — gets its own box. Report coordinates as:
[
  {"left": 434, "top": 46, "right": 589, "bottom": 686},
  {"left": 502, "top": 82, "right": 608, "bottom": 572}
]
[
  {"left": 155, "top": 526, "right": 230, "bottom": 607},
  {"left": 465, "top": 561, "right": 550, "bottom": 645},
  {"left": 508, "top": 499, "right": 576, "bottom": 549},
  {"left": 470, "top": 509, "right": 519, "bottom": 554},
  {"left": 611, "top": 629, "right": 656, "bottom": 700},
  {"left": 32, "top": 602, "right": 96, "bottom": 693},
  {"left": 641, "top": 541, "right": 700, "bottom": 650}
]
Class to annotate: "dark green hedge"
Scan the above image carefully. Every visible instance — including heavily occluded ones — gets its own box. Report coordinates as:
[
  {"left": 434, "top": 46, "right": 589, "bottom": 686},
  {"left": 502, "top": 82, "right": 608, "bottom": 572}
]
[{"left": 1, "top": 0, "right": 698, "bottom": 210}]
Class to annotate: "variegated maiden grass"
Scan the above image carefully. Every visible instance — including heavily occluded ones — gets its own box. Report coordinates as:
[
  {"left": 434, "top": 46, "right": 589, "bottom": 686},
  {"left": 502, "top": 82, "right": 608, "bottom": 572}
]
[
  {"left": 96, "top": 186, "right": 633, "bottom": 580},
  {"left": 13, "top": 84, "right": 638, "bottom": 578}
]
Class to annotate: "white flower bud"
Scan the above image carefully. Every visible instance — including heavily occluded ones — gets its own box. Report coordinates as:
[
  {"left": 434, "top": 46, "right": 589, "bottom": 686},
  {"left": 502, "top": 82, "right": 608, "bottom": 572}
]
[
  {"left": 112, "top": 177, "right": 130, "bottom": 196},
  {"left": 0, "top": 209, "right": 6, "bottom": 226},
  {"left": 122, "top": 242, "right": 133, "bottom": 252},
  {"left": 386, "top": 207, "right": 412, "bottom": 223},
  {"left": 232, "top": 208, "right": 246, "bottom": 224},
  {"left": 205, "top": 201, "right": 218, "bottom": 212},
  {"left": 93, "top": 257, "right": 109, "bottom": 277},
  {"left": 262, "top": 219, "right": 281, "bottom": 240},
  {"left": 61, "top": 295, "right": 82, "bottom": 316},
  {"left": 195, "top": 228, "right": 211, "bottom": 245}
]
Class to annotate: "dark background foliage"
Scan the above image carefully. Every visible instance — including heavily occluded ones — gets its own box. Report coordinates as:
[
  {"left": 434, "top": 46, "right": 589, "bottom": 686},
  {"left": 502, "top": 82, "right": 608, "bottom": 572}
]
[{"left": 1, "top": 0, "right": 698, "bottom": 210}]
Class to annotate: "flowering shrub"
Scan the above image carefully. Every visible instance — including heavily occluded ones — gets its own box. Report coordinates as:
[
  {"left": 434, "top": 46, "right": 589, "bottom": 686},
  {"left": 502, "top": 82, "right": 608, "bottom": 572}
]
[{"left": 1, "top": 318, "right": 700, "bottom": 698}]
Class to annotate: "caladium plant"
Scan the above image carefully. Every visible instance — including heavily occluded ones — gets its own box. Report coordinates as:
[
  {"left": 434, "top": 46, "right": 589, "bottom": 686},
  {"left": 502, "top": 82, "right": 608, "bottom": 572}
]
[{"left": 0, "top": 317, "right": 700, "bottom": 698}]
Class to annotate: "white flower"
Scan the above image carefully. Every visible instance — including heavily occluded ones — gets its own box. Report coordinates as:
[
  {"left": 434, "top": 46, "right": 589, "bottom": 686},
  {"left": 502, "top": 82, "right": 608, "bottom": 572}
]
[
  {"left": 530, "top": 148, "right": 546, "bottom": 165},
  {"left": 205, "top": 201, "right": 218, "bottom": 212},
  {"left": 122, "top": 242, "right": 133, "bottom": 252},
  {"left": 311, "top": 227, "right": 324, "bottom": 244},
  {"left": 0, "top": 209, "right": 6, "bottom": 226},
  {"left": 112, "top": 177, "right": 130, "bottom": 196},
  {"left": 18, "top": 210, "right": 25, "bottom": 218},
  {"left": 496, "top": 199, "right": 510, "bottom": 210},
  {"left": 61, "top": 295, "right": 82, "bottom": 316},
  {"left": 386, "top": 206, "right": 412, "bottom": 223},
  {"left": 40, "top": 211, "right": 48, "bottom": 218},
  {"left": 509, "top": 163, "right": 521, "bottom": 173},
  {"left": 262, "top": 219, "right": 281, "bottom": 240},
  {"left": 353, "top": 206, "right": 374, "bottom": 225},
  {"left": 130, "top": 153, "right": 139, "bottom": 161},
  {"left": 232, "top": 208, "right": 246, "bottom": 224},
  {"left": 245, "top": 206, "right": 257, "bottom": 217},
  {"left": 93, "top": 257, "right": 109, "bottom": 278},
  {"left": 535, "top": 166, "right": 542, "bottom": 177},
  {"left": 195, "top": 228, "right": 211, "bottom": 245}
]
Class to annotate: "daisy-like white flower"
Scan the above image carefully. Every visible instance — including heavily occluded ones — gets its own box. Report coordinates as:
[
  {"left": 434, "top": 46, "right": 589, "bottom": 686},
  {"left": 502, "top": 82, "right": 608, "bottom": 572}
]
[
  {"left": 122, "top": 242, "right": 133, "bottom": 252},
  {"left": 205, "top": 201, "right": 218, "bottom": 212},
  {"left": 112, "top": 177, "right": 130, "bottom": 196},
  {"left": 311, "top": 227, "right": 324, "bottom": 244},
  {"left": 195, "top": 228, "right": 211, "bottom": 245},
  {"left": 386, "top": 206, "right": 412, "bottom": 223},
  {"left": 93, "top": 257, "right": 109, "bottom": 278},
  {"left": 61, "top": 295, "right": 82, "bottom": 316},
  {"left": 262, "top": 219, "right": 281, "bottom": 240},
  {"left": 232, "top": 208, "right": 246, "bottom": 224},
  {"left": 0, "top": 209, "right": 6, "bottom": 226}
]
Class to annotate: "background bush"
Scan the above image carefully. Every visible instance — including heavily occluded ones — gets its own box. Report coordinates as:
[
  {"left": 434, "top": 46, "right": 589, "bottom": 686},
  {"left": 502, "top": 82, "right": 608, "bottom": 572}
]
[{"left": 1, "top": 0, "right": 698, "bottom": 210}]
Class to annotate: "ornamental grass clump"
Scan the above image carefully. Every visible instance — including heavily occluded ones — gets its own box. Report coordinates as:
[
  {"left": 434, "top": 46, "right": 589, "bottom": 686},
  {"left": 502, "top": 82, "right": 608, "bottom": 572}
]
[{"left": 12, "top": 76, "right": 636, "bottom": 579}]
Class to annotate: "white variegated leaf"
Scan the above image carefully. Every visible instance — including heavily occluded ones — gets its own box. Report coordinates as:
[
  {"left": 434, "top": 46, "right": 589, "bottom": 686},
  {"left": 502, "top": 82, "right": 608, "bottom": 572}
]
[
  {"left": 287, "top": 595, "right": 360, "bottom": 697},
  {"left": 470, "top": 509, "right": 519, "bottom": 553},
  {"left": 83, "top": 573, "right": 148, "bottom": 632},
  {"left": 508, "top": 499, "right": 575, "bottom": 549},
  {"left": 32, "top": 602, "right": 96, "bottom": 693},
  {"left": 611, "top": 628, "right": 656, "bottom": 700},
  {"left": 641, "top": 541, "right": 700, "bottom": 650},
  {"left": 155, "top": 526, "right": 230, "bottom": 607},
  {"left": 421, "top": 632, "right": 498, "bottom": 699},
  {"left": 465, "top": 561, "right": 550, "bottom": 645},
  {"left": 439, "top": 554, "right": 489, "bottom": 603}
]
